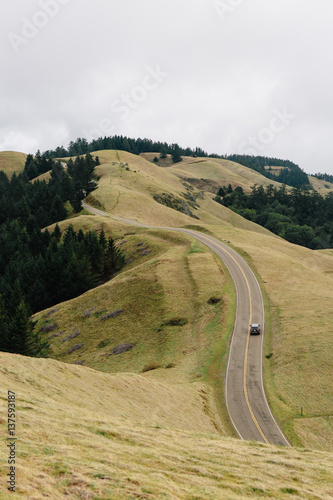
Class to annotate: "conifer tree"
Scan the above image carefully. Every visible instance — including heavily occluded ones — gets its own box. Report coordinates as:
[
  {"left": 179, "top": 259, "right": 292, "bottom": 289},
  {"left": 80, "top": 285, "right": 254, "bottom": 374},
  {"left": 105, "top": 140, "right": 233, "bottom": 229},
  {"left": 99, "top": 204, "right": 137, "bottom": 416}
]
[{"left": 171, "top": 145, "right": 183, "bottom": 163}]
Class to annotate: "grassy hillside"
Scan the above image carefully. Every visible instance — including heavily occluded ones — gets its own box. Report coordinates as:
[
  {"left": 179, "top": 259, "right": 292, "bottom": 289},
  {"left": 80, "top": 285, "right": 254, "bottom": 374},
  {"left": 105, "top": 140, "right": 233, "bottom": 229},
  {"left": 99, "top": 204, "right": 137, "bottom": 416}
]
[
  {"left": 168, "top": 157, "right": 284, "bottom": 193},
  {"left": 35, "top": 215, "right": 234, "bottom": 436},
  {"left": 82, "top": 151, "right": 333, "bottom": 451},
  {"left": 144, "top": 153, "right": 333, "bottom": 195},
  {"left": 308, "top": 174, "right": 333, "bottom": 194},
  {"left": 86, "top": 150, "right": 278, "bottom": 235},
  {"left": 1, "top": 351, "right": 333, "bottom": 499},
  {"left": 1, "top": 148, "right": 333, "bottom": 498},
  {"left": 143, "top": 152, "right": 286, "bottom": 193},
  {"left": 37, "top": 150, "right": 332, "bottom": 451},
  {"left": 0, "top": 151, "right": 26, "bottom": 177}
]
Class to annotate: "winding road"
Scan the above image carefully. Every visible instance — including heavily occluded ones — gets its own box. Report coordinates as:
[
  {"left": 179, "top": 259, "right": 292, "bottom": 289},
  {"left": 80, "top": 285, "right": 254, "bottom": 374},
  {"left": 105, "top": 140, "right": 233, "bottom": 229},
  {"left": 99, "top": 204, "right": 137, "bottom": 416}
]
[{"left": 82, "top": 202, "right": 290, "bottom": 446}]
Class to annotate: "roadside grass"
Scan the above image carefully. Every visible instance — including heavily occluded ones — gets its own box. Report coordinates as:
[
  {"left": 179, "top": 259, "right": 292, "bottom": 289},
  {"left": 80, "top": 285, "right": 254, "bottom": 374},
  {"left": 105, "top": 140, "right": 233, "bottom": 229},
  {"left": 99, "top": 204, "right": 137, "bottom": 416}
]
[
  {"left": 0, "top": 151, "right": 26, "bottom": 177},
  {"left": 206, "top": 224, "right": 333, "bottom": 451},
  {"left": 202, "top": 263, "right": 237, "bottom": 438},
  {"left": 1, "top": 351, "right": 333, "bottom": 499}
]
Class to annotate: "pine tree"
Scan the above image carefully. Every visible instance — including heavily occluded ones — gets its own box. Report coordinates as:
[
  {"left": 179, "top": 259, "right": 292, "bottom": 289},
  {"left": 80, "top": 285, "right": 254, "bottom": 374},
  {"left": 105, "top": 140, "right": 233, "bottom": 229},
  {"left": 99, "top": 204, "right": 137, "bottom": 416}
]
[
  {"left": 160, "top": 146, "right": 167, "bottom": 159},
  {"left": 52, "top": 223, "right": 62, "bottom": 243},
  {"left": 51, "top": 194, "right": 67, "bottom": 222},
  {"left": 171, "top": 145, "right": 183, "bottom": 163},
  {"left": 99, "top": 229, "right": 107, "bottom": 251},
  {"left": 0, "top": 294, "right": 10, "bottom": 352}
]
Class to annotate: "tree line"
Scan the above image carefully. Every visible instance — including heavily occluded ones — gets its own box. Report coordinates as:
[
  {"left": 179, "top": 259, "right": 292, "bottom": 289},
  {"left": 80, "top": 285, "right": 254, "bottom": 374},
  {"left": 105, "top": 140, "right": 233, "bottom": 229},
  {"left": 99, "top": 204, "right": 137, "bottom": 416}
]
[
  {"left": 225, "top": 155, "right": 310, "bottom": 188},
  {"left": 0, "top": 224, "right": 124, "bottom": 355},
  {"left": 0, "top": 152, "right": 124, "bottom": 357},
  {"left": 215, "top": 184, "right": 333, "bottom": 249},
  {"left": 42, "top": 135, "right": 208, "bottom": 161},
  {"left": 41, "top": 135, "right": 329, "bottom": 189}
]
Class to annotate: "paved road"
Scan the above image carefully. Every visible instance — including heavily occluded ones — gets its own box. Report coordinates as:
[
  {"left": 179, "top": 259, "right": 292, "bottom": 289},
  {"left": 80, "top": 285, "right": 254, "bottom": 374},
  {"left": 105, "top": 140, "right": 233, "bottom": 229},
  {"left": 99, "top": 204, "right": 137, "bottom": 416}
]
[{"left": 82, "top": 202, "right": 290, "bottom": 446}]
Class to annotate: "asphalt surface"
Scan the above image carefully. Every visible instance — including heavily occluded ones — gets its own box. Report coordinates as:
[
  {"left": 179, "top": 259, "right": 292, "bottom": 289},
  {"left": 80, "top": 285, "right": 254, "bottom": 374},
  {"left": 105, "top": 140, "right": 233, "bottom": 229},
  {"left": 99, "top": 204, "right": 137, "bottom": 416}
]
[{"left": 82, "top": 202, "right": 290, "bottom": 446}]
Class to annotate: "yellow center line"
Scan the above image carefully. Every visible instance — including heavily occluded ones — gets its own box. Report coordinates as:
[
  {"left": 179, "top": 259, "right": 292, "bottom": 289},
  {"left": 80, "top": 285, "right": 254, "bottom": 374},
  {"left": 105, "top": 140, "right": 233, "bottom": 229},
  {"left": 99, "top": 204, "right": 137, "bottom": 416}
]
[{"left": 190, "top": 232, "right": 270, "bottom": 444}]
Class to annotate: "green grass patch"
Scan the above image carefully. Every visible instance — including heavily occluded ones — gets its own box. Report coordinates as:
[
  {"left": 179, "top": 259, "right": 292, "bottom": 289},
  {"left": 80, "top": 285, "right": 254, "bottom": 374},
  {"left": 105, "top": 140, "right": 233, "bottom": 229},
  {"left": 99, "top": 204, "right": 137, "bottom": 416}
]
[
  {"left": 188, "top": 242, "right": 205, "bottom": 254},
  {"left": 97, "top": 339, "right": 111, "bottom": 349}
]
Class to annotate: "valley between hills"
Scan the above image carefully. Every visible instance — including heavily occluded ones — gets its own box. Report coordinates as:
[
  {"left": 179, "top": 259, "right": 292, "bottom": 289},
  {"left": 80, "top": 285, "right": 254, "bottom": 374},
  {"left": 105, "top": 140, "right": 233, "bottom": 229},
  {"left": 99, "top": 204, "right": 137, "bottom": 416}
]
[{"left": 0, "top": 150, "right": 332, "bottom": 499}]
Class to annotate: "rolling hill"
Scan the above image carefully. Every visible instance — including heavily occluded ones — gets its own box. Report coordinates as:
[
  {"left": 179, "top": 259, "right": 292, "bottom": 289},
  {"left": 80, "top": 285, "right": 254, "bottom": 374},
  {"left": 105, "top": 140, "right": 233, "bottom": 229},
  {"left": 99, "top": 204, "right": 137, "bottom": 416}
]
[
  {"left": 31, "top": 150, "right": 332, "bottom": 450},
  {"left": 1, "top": 350, "right": 333, "bottom": 499},
  {"left": 0, "top": 150, "right": 333, "bottom": 498},
  {"left": 0, "top": 151, "right": 27, "bottom": 178}
]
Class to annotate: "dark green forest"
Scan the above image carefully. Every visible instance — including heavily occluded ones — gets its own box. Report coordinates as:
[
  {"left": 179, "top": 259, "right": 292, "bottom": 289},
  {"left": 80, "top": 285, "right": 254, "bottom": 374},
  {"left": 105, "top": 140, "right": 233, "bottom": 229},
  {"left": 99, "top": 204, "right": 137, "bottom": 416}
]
[
  {"left": 215, "top": 184, "right": 333, "bottom": 249},
  {"left": 0, "top": 153, "right": 124, "bottom": 356},
  {"left": 225, "top": 155, "right": 310, "bottom": 188},
  {"left": 42, "top": 135, "right": 208, "bottom": 162}
]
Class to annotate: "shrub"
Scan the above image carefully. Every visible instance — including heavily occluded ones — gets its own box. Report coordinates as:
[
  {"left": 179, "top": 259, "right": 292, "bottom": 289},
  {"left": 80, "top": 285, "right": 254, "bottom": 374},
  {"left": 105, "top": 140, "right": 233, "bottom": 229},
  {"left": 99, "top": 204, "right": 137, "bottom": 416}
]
[
  {"left": 208, "top": 296, "right": 222, "bottom": 304},
  {"left": 163, "top": 317, "right": 188, "bottom": 327}
]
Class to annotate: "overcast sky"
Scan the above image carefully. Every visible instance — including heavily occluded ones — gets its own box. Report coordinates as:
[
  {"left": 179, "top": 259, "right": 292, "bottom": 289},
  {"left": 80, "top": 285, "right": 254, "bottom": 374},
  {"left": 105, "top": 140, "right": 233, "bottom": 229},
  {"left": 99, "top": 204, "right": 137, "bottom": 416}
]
[{"left": 2, "top": 0, "right": 333, "bottom": 174}]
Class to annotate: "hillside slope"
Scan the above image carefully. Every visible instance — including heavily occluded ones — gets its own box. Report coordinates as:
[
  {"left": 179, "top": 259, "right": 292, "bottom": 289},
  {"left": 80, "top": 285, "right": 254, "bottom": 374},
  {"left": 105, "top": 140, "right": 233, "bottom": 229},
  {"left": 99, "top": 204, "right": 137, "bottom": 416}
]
[
  {"left": 87, "top": 150, "right": 279, "bottom": 234},
  {"left": 168, "top": 156, "right": 284, "bottom": 193},
  {"left": 1, "top": 351, "right": 333, "bottom": 499},
  {"left": 0, "top": 151, "right": 26, "bottom": 177},
  {"left": 34, "top": 150, "right": 333, "bottom": 451},
  {"left": 308, "top": 174, "right": 333, "bottom": 194},
  {"left": 1, "top": 149, "right": 333, "bottom": 498}
]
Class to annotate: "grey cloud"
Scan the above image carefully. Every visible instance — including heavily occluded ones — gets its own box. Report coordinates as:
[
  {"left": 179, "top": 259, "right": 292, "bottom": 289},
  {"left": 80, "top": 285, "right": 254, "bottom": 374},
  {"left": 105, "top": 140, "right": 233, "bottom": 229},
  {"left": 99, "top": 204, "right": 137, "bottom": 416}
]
[{"left": 1, "top": 0, "right": 333, "bottom": 173}]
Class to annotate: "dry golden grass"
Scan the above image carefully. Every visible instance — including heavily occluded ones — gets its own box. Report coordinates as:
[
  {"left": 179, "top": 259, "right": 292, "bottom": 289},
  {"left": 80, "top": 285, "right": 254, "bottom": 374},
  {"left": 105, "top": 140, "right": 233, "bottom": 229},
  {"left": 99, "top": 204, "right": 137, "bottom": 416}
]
[
  {"left": 169, "top": 157, "right": 283, "bottom": 193},
  {"left": 308, "top": 175, "right": 333, "bottom": 195},
  {"left": 46, "top": 150, "right": 333, "bottom": 451},
  {"left": 90, "top": 150, "right": 199, "bottom": 227},
  {"left": 1, "top": 149, "right": 333, "bottom": 498},
  {"left": 37, "top": 218, "right": 232, "bottom": 433},
  {"left": 1, "top": 351, "right": 333, "bottom": 499},
  {"left": 88, "top": 151, "right": 279, "bottom": 235},
  {"left": 0, "top": 151, "right": 26, "bottom": 177}
]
